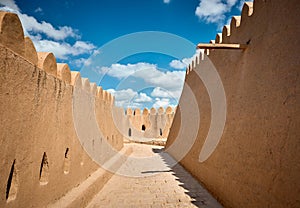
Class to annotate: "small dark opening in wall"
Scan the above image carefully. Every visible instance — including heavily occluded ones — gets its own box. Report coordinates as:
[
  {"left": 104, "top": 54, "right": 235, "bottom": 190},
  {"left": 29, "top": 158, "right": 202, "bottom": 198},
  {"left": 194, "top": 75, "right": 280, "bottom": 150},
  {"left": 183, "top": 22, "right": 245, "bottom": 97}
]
[
  {"left": 65, "top": 148, "right": 69, "bottom": 158},
  {"left": 133, "top": 111, "right": 136, "bottom": 116},
  {"left": 142, "top": 125, "right": 146, "bottom": 131},
  {"left": 39, "top": 152, "right": 49, "bottom": 185},
  {"left": 6, "top": 160, "right": 18, "bottom": 202},
  {"left": 128, "top": 128, "right": 132, "bottom": 137},
  {"left": 64, "top": 148, "right": 70, "bottom": 174},
  {"left": 160, "top": 128, "right": 163, "bottom": 136}
]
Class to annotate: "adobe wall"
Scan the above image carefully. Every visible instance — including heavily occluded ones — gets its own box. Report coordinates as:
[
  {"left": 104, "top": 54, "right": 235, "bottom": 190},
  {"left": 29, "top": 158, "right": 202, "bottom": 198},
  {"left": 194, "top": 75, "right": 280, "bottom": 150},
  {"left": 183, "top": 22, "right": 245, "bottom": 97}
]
[
  {"left": 166, "top": 0, "right": 300, "bottom": 207},
  {"left": 121, "top": 106, "right": 175, "bottom": 140},
  {"left": 0, "top": 12, "right": 123, "bottom": 207}
]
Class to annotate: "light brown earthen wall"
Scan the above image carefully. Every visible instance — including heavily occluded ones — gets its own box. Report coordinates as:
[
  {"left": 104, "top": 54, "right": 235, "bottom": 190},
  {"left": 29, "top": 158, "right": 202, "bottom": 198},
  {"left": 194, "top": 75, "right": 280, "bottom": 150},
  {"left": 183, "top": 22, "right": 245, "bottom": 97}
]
[
  {"left": 124, "top": 107, "right": 175, "bottom": 140},
  {"left": 0, "top": 11, "right": 123, "bottom": 207},
  {"left": 166, "top": 0, "right": 300, "bottom": 207}
]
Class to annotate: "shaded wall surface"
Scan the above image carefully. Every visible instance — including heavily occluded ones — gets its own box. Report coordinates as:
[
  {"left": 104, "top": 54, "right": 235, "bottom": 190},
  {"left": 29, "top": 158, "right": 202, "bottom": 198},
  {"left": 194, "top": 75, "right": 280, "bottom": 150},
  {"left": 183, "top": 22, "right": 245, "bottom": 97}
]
[
  {"left": 0, "top": 12, "right": 123, "bottom": 207},
  {"left": 166, "top": 0, "right": 300, "bottom": 207}
]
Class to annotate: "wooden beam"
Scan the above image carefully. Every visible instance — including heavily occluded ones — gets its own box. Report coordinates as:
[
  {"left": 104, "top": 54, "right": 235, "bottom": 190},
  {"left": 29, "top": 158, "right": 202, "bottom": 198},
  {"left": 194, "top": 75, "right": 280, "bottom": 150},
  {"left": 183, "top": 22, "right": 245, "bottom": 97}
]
[{"left": 197, "top": 43, "right": 247, "bottom": 50}]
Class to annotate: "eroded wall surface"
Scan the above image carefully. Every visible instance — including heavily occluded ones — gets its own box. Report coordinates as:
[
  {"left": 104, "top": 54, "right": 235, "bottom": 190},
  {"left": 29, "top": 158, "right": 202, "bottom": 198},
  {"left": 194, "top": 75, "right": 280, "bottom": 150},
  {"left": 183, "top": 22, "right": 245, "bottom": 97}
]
[
  {"left": 0, "top": 12, "right": 123, "bottom": 207},
  {"left": 166, "top": 0, "right": 300, "bottom": 207}
]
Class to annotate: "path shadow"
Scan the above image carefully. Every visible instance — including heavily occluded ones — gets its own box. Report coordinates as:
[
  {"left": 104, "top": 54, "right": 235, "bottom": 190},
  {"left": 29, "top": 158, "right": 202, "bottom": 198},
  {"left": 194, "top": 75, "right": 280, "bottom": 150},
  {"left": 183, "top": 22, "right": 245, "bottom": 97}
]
[
  {"left": 141, "top": 170, "right": 171, "bottom": 174},
  {"left": 147, "top": 147, "right": 223, "bottom": 208},
  {"left": 152, "top": 148, "right": 164, "bottom": 153}
]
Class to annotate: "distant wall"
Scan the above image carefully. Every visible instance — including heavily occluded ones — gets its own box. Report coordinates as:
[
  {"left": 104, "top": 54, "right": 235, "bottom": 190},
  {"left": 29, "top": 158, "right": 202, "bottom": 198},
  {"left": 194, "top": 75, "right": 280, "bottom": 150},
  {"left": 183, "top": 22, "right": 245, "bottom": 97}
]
[
  {"left": 120, "top": 106, "right": 175, "bottom": 140},
  {"left": 166, "top": 0, "right": 300, "bottom": 207},
  {"left": 0, "top": 12, "right": 123, "bottom": 207}
]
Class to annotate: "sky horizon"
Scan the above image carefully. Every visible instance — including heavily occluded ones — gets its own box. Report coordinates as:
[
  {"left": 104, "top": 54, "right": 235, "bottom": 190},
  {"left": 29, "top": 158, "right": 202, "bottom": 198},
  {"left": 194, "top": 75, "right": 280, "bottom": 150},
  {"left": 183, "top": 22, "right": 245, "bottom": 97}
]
[{"left": 0, "top": 0, "right": 250, "bottom": 109}]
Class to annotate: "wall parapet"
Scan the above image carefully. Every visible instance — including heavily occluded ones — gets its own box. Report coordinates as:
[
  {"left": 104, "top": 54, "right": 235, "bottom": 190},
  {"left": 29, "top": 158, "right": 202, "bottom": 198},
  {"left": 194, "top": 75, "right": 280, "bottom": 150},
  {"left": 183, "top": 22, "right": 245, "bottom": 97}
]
[
  {"left": 167, "top": 0, "right": 300, "bottom": 207},
  {"left": 0, "top": 11, "right": 122, "bottom": 207}
]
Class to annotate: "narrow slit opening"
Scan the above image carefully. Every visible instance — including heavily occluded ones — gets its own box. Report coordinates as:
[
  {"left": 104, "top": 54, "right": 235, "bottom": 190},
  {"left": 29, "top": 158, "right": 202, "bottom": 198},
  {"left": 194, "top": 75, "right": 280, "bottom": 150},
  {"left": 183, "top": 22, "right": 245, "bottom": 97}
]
[
  {"left": 39, "top": 152, "right": 49, "bottom": 185},
  {"left": 63, "top": 148, "right": 70, "bottom": 174},
  {"left": 6, "top": 160, "right": 18, "bottom": 202},
  {"left": 128, "top": 128, "right": 132, "bottom": 137}
]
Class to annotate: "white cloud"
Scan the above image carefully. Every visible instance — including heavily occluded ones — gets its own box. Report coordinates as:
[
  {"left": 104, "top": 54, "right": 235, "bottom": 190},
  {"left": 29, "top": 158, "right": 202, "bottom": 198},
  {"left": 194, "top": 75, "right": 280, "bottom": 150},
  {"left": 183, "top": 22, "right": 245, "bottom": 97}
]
[
  {"left": 136, "top": 68, "right": 185, "bottom": 90},
  {"left": 153, "top": 98, "right": 174, "bottom": 108},
  {"left": 169, "top": 49, "right": 202, "bottom": 70},
  {"left": 151, "top": 87, "right": 170, "bottom": 98},
  {"left": 195, "top": 0, "right": 239, "bottom": 24},
  {"left": 71, "top": 58, "right": 92, "bottom": 68},
  {"left": 0, "top": 0, "right": 19, "bottom": 11},
  {"left": 163, "top": 0, "right": 171, "bottom": 4},
  {"left": 151, "top": 87, "right": 181, "bottom": 99},
  {"left": 169, "top": 60, "right": 187, "bottom": 70},
  {"left": 102, "top": 63, "right": 186, "bottom": 107},
  {"left": 19, "top": 13, "right": 79, "bottom": 40},
  {"left": 135, "top": 93, "right": 152, "bottom": 103},
  {"left": 100, "top": 63, "right": 185, "bottom": 92},
  {"left": 31, "top": 36, "right": 95, "bottom": 60},
  {"left": 101, "top": 63, "right": 157, "bottom": 80},
  {"left": 108, "top": 88, "right": 136, "bottom": 101},
  {"left": 107, "top": 89, "right": 152, "bottom": 108},
  {"left": 0, "top": 0, "right": 97, "bottom": 67},
  {"left": 34, "top": 7, "right": 43, "bottom": 13}
]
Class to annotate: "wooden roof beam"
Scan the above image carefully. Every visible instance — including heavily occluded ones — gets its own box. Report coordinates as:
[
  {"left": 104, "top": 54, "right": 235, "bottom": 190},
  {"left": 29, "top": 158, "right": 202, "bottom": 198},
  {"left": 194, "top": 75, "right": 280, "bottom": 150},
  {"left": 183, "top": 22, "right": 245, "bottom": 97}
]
[{"left": 197, "top": 43, "right": 247, "bottom": 50}]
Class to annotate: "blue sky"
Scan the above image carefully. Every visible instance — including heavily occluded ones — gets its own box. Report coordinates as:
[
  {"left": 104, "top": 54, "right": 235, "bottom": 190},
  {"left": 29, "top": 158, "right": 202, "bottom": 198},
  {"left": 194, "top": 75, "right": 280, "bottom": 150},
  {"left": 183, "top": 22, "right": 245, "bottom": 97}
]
[{"left": 0, "top": 0, "right": 248, "bottom": 109}]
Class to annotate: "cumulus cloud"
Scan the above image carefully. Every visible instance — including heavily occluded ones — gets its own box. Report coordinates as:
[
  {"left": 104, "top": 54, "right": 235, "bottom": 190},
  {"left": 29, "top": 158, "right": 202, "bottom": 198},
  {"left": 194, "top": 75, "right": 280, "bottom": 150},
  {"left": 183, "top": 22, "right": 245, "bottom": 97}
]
[
  {"left": 169, "top": 49, "right": 202, "bottom": 70},
  {"left": 108, "top": 89, "right": 152, "bottom": 108},
  {"left": 135, "top": 93, "right": 152, "bottom": 103},
  {"left": 101, "top": 63, "right": 157, "bottom": 80},
  {"left": 20, "top": 14, "right": 79, "bottom": 40},
  {"left": 153, "top": 98, "right": 175, "bottom": 109},
  {"left": 151, "top": 87, "right": 181, "bottom": 99},
  {"left": 31, "top": 36, "right": 95, "bottom": 60},
  {"left": 71, "top": 58, "right": 92, "bottom": 68},
  {"left": 102, "top": 62, "right": 186, "bottom": 108},
  {"left": 195, "top": 0, "right": 239, "bottom": 24},
  {"left": 0, "top": 0, "right": 97, "bottom": 66},
  {"left": 169, "top": 60, "right": 187, "bottom": 70},
  {"left": 101, "top": 63, "right": 185, "bottom": 92},
  {"left": 0, "top": 0, "right": 19, "bottom": 11},
  {"left": 151, "top": 87, "right": 171, "bottom": 98}
]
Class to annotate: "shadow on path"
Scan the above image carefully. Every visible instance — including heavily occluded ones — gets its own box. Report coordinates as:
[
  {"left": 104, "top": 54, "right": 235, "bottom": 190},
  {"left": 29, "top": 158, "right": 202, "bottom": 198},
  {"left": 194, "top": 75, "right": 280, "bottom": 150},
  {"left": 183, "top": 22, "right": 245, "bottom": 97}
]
[{"left": 149, "top": 148, "right": 223, "bottom": 208}]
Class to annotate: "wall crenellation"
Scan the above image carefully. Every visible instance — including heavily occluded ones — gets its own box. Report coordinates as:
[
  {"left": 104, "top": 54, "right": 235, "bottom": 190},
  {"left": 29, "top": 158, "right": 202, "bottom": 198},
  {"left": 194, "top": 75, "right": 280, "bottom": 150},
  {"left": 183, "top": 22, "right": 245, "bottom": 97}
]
[
  {"left": 126, "top": 106, "right": 175, "bottom": 116},
  {"left": 0, "top": 10, "right": 123, "bottom": 207},
  {"left": 0, "top": 11, "right": 115, "bottom": 106},
  {"left": 167, "top": 0, "right": 300, "bottom": 207},
  {"left": 185, "top": 1, "right": 255, "bottom": 76},
  {"left": 123, "top": 106, "right": 175, "bottom": 140}
]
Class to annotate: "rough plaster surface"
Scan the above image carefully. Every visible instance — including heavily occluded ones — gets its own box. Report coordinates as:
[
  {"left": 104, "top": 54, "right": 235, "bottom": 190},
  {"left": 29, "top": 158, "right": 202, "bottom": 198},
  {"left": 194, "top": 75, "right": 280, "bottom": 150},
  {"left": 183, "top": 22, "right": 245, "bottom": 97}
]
[
  {"left": 166, "top": 0, "right": 300, "bottom": 207},
  {"left": 0, "top": 11, "right": 124, "bottom": 206}
]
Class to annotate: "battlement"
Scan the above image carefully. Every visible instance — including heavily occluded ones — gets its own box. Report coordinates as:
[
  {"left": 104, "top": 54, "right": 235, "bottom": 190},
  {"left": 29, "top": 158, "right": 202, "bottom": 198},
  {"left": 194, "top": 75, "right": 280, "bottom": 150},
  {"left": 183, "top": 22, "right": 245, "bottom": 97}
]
[
  {"left": 126, "top": 106, "right": 175, "bottom": 116},
  {"left": 167, "top": 0, "right": 300, "bottom": 207},
  {"left": 0, "top": 11, "right": 115, "bottom": 105},
  {"left": 186, "top": 1, "right": 256, "bottom": 75},
  {"left": 0, "top": 11, "right": 123, "bottom": 207},
  {"left": 123, "top": 106, "right": 176, "bottom": 140}
]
